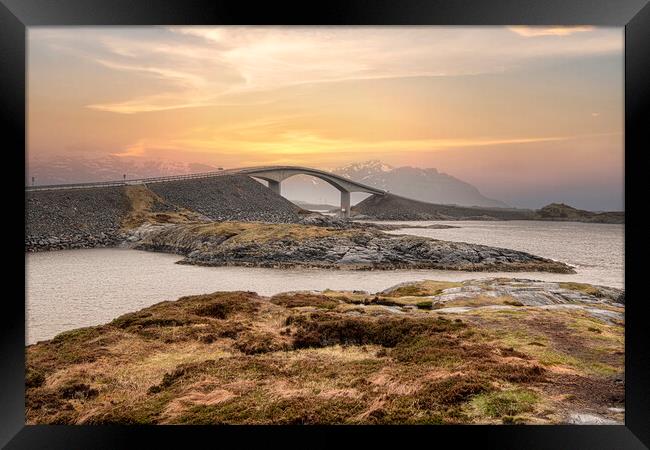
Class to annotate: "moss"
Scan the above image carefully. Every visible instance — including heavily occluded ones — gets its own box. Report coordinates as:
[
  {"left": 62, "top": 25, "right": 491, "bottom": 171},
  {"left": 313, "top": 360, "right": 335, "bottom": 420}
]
[
  {"left": 190, "top": 292, "right": 260, "bottom": 318},
  {"left": 471, "top": 389, "right": 539, "bottom": 418},
  {"left": 382, "top": 281, "right": 462, "bottom": 297},
  {"left": 86, "top": 392, "right": 176, "bottom": 425},
  {"left": 501, "top": 415, "right": 528, "bottom": 424},
  {"left": 51, "top": 326, "right": 102, "bottom": 344},
  {"left": 415, "top": 375, "right": 492, "bottom": 407},
  {"left": 29, "top": 326, "right": 112, "bottom": 372},
  {"left": 26, "top": 368, "right": 45, "bottom": 389},
  {"left": 559, "top": 282, "right": 602, "bottom": 297},
  {"left": 234, "top": 332, "right": 289, "bottom": 355},
  {"left": 148, "top": 360, "right": 218, "bottom": 394},
  {"left": 176, "top": 391, "right": 365, "bottom": 425},
  {"left": 58, "top": 382, "right": 99, "bottom": 400},
  {"left": 26, "top": 283, "right": 624, "bottom": 425},
  {"left": 191, "top": 221, "right": 352, "bottom": 244},
  {"left": 289, "top": 313, "right": 464, "bottom": 349},
  {"left": 270, "top": 293, "right": 339, "bottom": 309},
  {"left": 503, "top": 300, "right": 524, "bottom": 307},
  {"left": 479, "top": 362, "right": 546, "bottom": 383},
  {"left": 391, "top": 334, "right": 464, "bottom": 367}
]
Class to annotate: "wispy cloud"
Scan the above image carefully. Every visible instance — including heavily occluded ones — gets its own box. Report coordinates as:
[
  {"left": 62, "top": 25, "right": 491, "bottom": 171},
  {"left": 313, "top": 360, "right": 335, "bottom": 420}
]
[
  {"left": 507, "top": 26, "right": 595, "bottom": 37},
  {"left": 30, "top": 26, "right": 621, "bottom": 114}
]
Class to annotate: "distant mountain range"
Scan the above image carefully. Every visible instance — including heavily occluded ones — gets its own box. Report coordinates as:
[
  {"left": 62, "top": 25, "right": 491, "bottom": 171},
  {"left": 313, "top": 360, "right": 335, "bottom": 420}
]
[
  {"left": 284, "top": 160, "right": 508, "bottom": 208},
  {"left": 27, "top": 156, "right": 507, "bottom": 209},
  {"left": 26, "top": 155, "right": 217, "bottom": 186}
]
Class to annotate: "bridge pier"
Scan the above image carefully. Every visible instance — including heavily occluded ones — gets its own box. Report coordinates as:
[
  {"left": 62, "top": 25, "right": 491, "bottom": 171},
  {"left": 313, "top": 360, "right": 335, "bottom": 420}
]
[
  {"left": 340, "top": 191, "right": 351, "bottom": 218},
  {"left": 267, "top": 180, "right": 281, "bottom": 195}
]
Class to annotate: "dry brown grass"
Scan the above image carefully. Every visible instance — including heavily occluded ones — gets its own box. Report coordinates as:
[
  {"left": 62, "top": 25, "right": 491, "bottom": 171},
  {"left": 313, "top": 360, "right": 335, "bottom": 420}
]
[
  {"left": 121, "top": 185, "right": 204, "bottom": 229},
  {"left": 188, "top": 221, "right": 354, "bottom": 244},
  {"left": 270, "top": 292, "right": 340, "bottom": 309},
  {"left": 559, "top": 282, "right": 603, "bottom": 297},
  {"left": 382, "top": 280, "right": 463, "bottom": 297},
  {"left": 439, "top": 295, "right": 521, "bottom": 308},
  {"left": 26, "top": 285, "right": 624, "bottom": 425}
]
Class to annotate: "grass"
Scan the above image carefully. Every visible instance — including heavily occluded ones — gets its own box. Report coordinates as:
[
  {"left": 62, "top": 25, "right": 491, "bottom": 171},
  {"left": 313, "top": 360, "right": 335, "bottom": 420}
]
[
  {"left": 471, "top": 389, "right": 539, "bottom": 419},
  {"left": 479, "top": 310, "right": 623, "bottom": 377},
  {"left": 440, "top": 295, "right": 520, "bottom": 308},
  {"left": 559, "top": 282, "right": 602, "bottom": 297},
  {"left": 122, "top": 185, "right": 202, "bottom": 229},
  {"left": 25, "top": 282, "right": 624, "bottom": 425},
  {"left": 270, "top": 293, "right": 339, "bottom": 309},
  {"left": 190, "top": 221, "right": 353, "bottom": 244},
  {"left": 381, "top": 280, "right": 462, "bottom": 297}
]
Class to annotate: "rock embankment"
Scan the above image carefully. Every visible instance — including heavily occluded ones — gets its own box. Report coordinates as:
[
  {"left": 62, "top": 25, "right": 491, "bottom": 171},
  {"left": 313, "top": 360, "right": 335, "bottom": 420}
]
[
  {"left": 127, "top": 221, "right": 575, "bottom": 273},
  {"left": 353, "top": 193, "right": 534, "bottom": 221},
  {"left": 26, "top": 278, "right": 624, "bottom": 425},
  {"left": 354, "top": 194, "right": 624, "bottom": 224},
  {"left": 147, "top": 175, "right": 303, "bottom": 223},
  {"left": 26, "top": 176, "right": 306, "bottom": 251},
  {"left": 26, "top": 187, "right": 131, "bottom": 251}
]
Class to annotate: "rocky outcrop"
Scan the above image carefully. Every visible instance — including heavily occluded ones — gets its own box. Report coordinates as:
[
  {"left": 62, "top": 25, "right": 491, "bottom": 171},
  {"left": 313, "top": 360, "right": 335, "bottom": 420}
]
[
  {"left": 534, "top": 203, "right": 624, "bottom": 224},
  {"left": 126, "top": 221, "right": 575, "bottom": 273}
]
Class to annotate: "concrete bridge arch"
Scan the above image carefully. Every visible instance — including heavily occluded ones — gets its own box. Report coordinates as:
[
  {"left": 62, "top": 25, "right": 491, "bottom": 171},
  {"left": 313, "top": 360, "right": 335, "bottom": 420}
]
[{"left": 238, "top": 166, "right": 386, "bottom": 217}]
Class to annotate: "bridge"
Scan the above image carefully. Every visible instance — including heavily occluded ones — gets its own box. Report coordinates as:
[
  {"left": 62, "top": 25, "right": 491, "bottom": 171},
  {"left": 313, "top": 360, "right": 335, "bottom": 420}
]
[{"left": 25, "top": 165, "right": 386, "bottom": 217}]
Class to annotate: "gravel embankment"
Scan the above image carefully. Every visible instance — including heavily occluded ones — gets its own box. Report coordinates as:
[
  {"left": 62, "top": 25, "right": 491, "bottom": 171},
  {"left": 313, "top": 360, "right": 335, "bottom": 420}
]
[
  {"left": 353, "top": 193, "right": 535, "bottom": 221},
  {"left": 26, "top": 187, "right": 131, "bottom": 251},
  {"left": 147, "top": 175, "right": 303, "bottom": 223},
  {"left": 26, "top": 175, "right": 306, "bottom": 252}
]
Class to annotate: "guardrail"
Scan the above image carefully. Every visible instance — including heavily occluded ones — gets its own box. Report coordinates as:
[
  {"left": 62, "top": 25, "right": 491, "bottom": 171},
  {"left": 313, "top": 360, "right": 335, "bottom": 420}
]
[
  {"left": 25, "top": 168, "right": 240, "bottom": 191},
  {"left": 24, "top": 165, "right": 387, "bottom": 195}
]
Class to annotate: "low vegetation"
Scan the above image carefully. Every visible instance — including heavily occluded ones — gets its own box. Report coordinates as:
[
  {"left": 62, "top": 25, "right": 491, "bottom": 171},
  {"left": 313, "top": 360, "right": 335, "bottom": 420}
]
[
  {"left": 122, "top": 185, "right": 204, "bottom": 229},
  {"left": 26, "top": 279, "right": 624, "bottom": 425}
]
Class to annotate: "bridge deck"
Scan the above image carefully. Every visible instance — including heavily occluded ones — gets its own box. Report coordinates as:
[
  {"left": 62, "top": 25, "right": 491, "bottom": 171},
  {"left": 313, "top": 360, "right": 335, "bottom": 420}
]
[{"left": 25, "top": 165, "right": 387, "bottom": 195}]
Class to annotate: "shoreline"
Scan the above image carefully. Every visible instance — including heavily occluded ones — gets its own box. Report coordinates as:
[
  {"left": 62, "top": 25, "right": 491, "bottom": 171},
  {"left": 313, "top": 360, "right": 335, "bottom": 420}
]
[
  {"left": 26, "top": 278, "right": 624, "bottom": 425},
  {"left": 127, "top": 221, "right": 575, "bottom": 274}
]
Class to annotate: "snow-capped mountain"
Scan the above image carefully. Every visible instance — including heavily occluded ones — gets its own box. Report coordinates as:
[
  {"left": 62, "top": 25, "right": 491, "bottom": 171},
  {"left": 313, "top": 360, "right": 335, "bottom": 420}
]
[
  {"left": 284, "top": 160, "right": 508, "bottom": 208},
  {"left": 335, "top": 160, "right": 508, "bottom": 208}
]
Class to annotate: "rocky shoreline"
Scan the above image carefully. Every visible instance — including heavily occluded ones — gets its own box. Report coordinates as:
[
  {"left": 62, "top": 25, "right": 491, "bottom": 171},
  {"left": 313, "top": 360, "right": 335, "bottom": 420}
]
[
  {"left": 26, "top": 182, "right": 577, "bottom": 274},
  {"left": 126, "top": 221, "right": 574, "bottom": 273},
  {"left": 26, "top": 278, "right": 624, "bottom": 425},
  {"left": 353, "top": 194, "right": 624, "bottom": 224}
]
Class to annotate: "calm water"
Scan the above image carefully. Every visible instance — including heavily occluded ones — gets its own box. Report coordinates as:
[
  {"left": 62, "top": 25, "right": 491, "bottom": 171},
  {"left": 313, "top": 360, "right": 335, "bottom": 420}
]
[{"left": 26, "top": 220, "right": 623, "bottom": 344}]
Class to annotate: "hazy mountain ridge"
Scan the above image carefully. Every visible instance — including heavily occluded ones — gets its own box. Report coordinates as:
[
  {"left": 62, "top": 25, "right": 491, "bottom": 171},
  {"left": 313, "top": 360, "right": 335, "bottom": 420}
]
[
  {"left": 333, "top": 160, "right": 509, "bottom": 208},
  {"left": 27, "top": 156, "right": 507, "bottom": 209},
  {"left": 27, "top": 156, "right": 217, "bottom": 186}
]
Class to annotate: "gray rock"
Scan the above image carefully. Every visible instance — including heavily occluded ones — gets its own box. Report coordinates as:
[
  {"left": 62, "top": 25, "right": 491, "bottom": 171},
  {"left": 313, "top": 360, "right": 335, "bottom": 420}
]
[{"left": 566, "top": 413, "right": 621, "bottom": 425}]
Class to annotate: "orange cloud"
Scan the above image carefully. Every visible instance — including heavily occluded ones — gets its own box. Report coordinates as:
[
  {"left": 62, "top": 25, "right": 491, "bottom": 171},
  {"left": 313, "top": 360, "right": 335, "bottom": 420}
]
[{"left": 507, "top": 26, "right": 595, "bottom": 37}]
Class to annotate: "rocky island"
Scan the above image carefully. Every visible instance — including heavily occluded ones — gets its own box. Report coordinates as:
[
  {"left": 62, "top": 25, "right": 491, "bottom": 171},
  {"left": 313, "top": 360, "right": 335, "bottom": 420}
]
[
  {"left": 126, "top": 221, "right": 573, "bottom": 272},
  {"left": 26, "top": 181, "right": 574, "bottom": 273},
  {"left": 26, "top": 278, "right": 624, "bottom": 425}
]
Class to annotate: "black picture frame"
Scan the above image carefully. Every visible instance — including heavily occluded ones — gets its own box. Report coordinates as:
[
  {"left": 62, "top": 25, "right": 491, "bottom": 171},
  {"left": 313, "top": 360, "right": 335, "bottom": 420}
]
[{"left": 2, "top": 0, "right": 648, "bottom": 448}]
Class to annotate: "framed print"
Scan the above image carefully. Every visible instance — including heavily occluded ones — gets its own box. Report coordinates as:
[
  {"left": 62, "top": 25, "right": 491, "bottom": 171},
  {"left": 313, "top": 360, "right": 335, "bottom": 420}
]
[{"left": 2, "top": 0, "right": 649, "bottom": 448}]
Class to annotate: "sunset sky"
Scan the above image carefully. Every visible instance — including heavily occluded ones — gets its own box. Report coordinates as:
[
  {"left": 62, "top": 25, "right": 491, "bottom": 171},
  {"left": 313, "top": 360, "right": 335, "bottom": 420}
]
[{"left": 28, "top": 26, "right": 624, "bottom": 209}]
